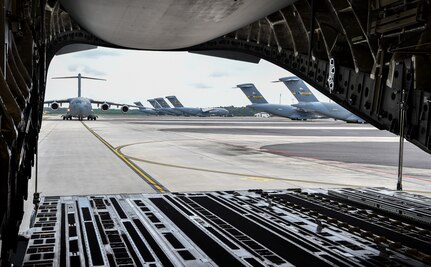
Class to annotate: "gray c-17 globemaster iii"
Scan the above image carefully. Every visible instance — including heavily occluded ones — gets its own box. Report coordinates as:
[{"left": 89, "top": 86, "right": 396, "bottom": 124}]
[
  {"left": 133, "top": 101, "right": 159, "bottom": 115},
  {"left": 165, "top": 95, "right": 229, "bottom": 117},
  {"left": 147, "top": 98, "right": 178, "bottom": 115},
  {"left": 236, "top": 83, "right": 319, "bottom": 120},
  {"left": 148, "top": 98, "right": 184, "bottom": 116},
  {"left": 44, "top": 73, "right": 139, "bottom": 120},
  {"left": 278, "top": 77, "right": 365, "bottom": 123}
]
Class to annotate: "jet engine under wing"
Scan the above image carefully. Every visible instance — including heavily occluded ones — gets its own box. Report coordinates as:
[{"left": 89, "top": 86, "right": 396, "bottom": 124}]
[
  {"left": 89, "top": 100, "right": 144, "bottom": 113},
  {"left": 44, "top": 99, "right": 73, "bottom": 110}
]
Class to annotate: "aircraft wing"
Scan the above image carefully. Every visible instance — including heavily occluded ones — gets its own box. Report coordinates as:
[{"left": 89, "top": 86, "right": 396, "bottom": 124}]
[
  {"left": 43, "top": 98, "right": 70, "bottom": 105},
  {"left": 292, "top": 103, "right": 326, "bottom": 118},
  {"left": 89, "top": 100, "right": 142, "bottom": 108},
  {"left": 43, "top": 99, "right": 71, "bottom": 104},
  {"left": 201, "top": 107, "right": 217, "bottom": 113},
  {"left": 291, "top": 103, "right": 314, "bottom": 112}
]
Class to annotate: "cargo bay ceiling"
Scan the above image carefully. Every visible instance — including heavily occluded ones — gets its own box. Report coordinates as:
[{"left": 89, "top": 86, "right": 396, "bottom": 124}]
[{"left": 1, "top": 0, "right": 431, "bottom": 263}]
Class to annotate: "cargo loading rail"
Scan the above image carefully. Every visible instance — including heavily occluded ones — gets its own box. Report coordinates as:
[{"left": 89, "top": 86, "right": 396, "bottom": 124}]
[
  {"left": 20, "top": 188, "right": 431, "bottom": 266},
  {"left": 328, "top": 188, "right": 431, "bottom": 225}
]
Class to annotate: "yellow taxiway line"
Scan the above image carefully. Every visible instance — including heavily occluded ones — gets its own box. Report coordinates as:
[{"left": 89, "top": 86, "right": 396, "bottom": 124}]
[
  {"left": 116, "top": 141, "right": 431, "bottom": 196},
  {"left": 82, "top": 124, "right": 431, "bottom": 197},
  {"left": 81, "top": 122, "right": 166, "bottom": 193}
]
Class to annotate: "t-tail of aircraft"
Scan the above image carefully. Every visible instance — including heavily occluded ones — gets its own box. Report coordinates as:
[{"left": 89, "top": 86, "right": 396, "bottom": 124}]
[
  {"left": 52, "top": 73, "right": 106, "bottom": 97},
  {"left": 279, "top": 77, "right": 319, "bottom": 103},
  {"left": 154, "top": 98, "right": 171, "bottom": 108},
  {"left": 147, "top": 99, "right": 162, "bottom": 109},
  {"left": 166, "top": 96, "right": 184, "bottom": 108},
  {"left": 134, "top": 101, "right": 147, "bottom": 110},
  {"left": 236, "top": 83, "right": 268, "bottom": 104}
]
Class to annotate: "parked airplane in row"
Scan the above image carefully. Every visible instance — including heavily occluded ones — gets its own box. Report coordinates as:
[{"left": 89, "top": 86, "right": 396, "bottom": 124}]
[
  {"left": 166, "top": 96, "right": 229, "bottom": 117},
  {"left": 132, "top": 102, "right": 159, "bottom": 115},
  {"left": 237, "top": 78, "right": 365, "bottom": 123},
  {"left": 236, "top": 84, "right": 320, "bottom": 120},
  {"left": 44, "top": 73, "right": 140, "bottom": 120},
  {"left": 279, "top": 77, "right": 365, "bottom": 123},
  {"left": 145, "top": 97, "right": 229, "bottom": 117},
  {"left": 145, "top": 98, "right": 183, "bottom": 115}
]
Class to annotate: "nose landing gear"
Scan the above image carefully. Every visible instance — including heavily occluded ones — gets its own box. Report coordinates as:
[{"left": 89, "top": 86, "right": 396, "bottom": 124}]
[
  {"left": 87, "top": 114, "right": 97, "bottom": 120},
  {"left": 61, "top": 114, "right": 73, "bottom": 120}
]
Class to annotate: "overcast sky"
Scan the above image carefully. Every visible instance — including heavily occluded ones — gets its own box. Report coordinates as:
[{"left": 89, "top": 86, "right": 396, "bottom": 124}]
[{"left": 46, "top": 47, "right": 329, "bottom": 108}]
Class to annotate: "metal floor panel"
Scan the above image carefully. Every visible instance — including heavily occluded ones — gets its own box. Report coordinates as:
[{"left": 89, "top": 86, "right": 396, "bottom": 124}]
[{"left": 22, "top": 188, "right": 431, "bottom": 266}]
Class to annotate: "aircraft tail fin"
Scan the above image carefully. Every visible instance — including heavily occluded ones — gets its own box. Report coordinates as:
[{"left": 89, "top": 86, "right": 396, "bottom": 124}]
[
  {"left": 147, "top": 99, "right": 162, "bottom": 109},
  {"left": 279, "top": 77, "right": 319, "bottom": 103},
  {"left": 236, "top": 83, "right": 268, "bottom": 104},
  {"left": 166, "top": 96, "right": 184, "bottom": 108},
  {"left": 134, "top": 101, "right": 147, "bottom": 110},
  {"left": 52, "top": 73, "right": 106, "bottom": 97},
  {"left": 154, "top": 98, "right": 171, "bottom": 108}
]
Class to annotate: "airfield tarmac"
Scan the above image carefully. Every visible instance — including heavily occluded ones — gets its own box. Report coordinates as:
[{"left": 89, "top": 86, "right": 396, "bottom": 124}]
[{"left": 22, "top": 115, "right": 431, "bottom": 231}]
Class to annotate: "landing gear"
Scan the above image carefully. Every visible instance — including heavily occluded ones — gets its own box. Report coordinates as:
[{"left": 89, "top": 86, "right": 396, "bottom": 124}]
[
  {"left": 87, "top": 115, "right": 97, "bottom": 120},
  {"left": 62, "top": 114, "right": 72, "bottom": 120}
]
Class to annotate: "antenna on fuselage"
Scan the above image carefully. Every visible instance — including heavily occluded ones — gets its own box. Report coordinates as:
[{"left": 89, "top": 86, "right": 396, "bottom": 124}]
[{"left": 52, "top": 73, "right": 106, "bottom": 97}]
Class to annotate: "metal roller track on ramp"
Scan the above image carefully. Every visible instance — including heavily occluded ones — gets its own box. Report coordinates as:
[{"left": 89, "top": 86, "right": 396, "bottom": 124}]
[{"left": 21, "top": 188, "right": 431, "bottom": 266}]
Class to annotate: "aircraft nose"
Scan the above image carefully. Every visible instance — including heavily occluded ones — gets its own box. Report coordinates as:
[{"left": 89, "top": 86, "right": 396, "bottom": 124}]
[{"left": 78, "top": 103, "right": 85, "bottom": 111}]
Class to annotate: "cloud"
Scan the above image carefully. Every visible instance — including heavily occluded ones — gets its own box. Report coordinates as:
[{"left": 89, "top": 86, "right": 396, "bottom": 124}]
[
  {"left": 189, "top": 82, "right": 213, "bottom": 89},
  {"left": 74, "top": 49, "right": 120, "bottom": 59},
  {"left": 67, "top": 65, "right": 79, "bottom": 72},
  {"left": 209, "top": 71, "right": 229, "bottom": 78},
  {"left": 67, "top": 64, "right": 106, "bottom": 76}
]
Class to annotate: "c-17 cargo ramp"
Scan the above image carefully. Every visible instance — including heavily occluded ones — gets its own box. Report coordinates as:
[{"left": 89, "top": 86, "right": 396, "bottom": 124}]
[
  {"left": 22, "top": 188, "right": 431, "bottom": 266},
  {"left": 17, "top": 116, "right": 431, "bottom": 266}
]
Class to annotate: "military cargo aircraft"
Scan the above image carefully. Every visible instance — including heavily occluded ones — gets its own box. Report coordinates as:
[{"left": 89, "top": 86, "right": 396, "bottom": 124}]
[
  {"left": 133, "top": 101, "right": 159, "bottom": 115},
  {"left": 237, "top": 83, "right": 319, "bottom": 120},
  {"left": 44, "top": 73, "right": 138, "bottom": 120},
  {"left": 279, "top": 77, "right": 365, "bottom": 123},
  {"left": 165, "top": 96, "right": 229, "bottom": 117}
]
